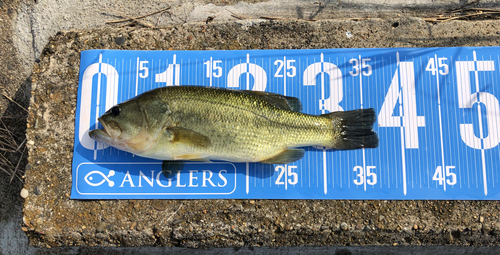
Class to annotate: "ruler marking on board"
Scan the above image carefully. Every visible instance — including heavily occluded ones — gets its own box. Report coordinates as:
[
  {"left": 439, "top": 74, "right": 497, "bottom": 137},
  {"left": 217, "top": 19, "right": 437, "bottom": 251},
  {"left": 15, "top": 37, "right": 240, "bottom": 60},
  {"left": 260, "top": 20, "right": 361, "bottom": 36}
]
[
  {"left": 357, "top": 55, "right": 368, "bottom": 191},
  {"left": 396, "top": 52, "right": 408, "bottom": 196},
  {"left": 464, "top": 55, "right": 471, "bottom": 189},
  {"left": 435, "top": 54, "right": 447, "bottom": 192},
  {"left": 93, "top": 54, "right": 103, "bottom": 160},
  {"left": 473, "top": 51, "right": 488, "bottom": 196},
  {"left": 321, "top": 53, "right": 328, "bottom": 194},
  {"left": 419, "top": 56, "right": 429, "bottom": 189},
  {"left": 494, "top": 55, "right": 500, "bottom": 187},
  {"left": 135, "top": 57, "right": 139, "bottom": 96}
]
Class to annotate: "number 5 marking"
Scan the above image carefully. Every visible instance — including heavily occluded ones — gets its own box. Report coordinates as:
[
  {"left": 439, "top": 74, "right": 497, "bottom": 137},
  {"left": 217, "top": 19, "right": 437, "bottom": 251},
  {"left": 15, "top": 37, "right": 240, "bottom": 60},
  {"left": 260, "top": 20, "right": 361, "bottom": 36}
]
[
  {"left": 456, "top": 53, "right": 499, "bottom": 150},
  {"left": 456, "top": 51, "right": 498, "bottom": 196}
]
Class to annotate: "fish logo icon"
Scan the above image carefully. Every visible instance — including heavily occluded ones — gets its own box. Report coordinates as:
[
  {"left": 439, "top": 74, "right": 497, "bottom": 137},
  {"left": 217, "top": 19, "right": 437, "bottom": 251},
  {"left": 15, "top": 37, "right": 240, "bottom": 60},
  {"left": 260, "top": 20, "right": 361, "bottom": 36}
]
[{"left": 84, "top": 170, "right": 115, "bottom": 187}]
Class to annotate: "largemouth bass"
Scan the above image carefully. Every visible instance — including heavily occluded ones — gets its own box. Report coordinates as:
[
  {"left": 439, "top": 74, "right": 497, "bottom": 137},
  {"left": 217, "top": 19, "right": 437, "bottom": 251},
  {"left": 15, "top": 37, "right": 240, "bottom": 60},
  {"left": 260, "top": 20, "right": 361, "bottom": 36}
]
[{"left": 89, "top": 86, "right": 378, "bottom": 164}]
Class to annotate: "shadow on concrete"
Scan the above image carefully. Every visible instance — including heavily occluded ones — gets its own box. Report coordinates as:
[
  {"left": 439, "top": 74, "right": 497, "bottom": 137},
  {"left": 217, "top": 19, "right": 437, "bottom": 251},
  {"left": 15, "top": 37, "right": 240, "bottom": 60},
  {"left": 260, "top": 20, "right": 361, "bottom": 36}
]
[{"left": 0, "top": 76, "right": 32, "bottom": 254}]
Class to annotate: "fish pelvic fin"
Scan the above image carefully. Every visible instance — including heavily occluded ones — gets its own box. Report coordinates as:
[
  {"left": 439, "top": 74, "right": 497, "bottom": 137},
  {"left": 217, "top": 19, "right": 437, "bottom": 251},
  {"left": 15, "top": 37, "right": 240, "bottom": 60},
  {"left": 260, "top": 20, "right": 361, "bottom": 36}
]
[
  {"left": 323, "top": 108, "right": 379, "bottom": 150},
  {"left": 260, "top": 149, "right": 305, "bottom": 164}
]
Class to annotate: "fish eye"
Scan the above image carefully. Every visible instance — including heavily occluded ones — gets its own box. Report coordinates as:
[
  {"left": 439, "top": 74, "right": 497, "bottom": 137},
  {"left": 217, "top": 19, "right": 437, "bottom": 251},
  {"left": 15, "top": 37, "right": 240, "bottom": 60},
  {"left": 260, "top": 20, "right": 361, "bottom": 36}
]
[{"left": 111, "top": 106, "right": 121, "bottom": 116}]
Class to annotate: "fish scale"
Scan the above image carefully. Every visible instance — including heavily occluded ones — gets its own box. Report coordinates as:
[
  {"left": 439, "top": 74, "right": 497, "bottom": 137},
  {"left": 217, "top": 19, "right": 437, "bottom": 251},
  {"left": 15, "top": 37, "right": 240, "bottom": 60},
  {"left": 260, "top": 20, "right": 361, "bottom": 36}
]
[{"left": 160, "top": 87, "right": 333, "bottom": 160}]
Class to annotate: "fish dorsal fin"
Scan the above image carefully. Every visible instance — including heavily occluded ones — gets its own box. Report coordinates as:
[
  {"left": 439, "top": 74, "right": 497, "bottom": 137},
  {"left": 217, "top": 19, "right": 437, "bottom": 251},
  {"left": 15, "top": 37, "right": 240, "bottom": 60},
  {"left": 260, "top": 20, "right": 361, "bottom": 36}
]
[
  {"left": 244, "top": 90, "right": 302, "bottom": 112},
  {"left": 260, "top": 149, "right": 305, "bottom": 164},
  {"left": 166, "top": 127, "right": 211, "bottom": 149}
]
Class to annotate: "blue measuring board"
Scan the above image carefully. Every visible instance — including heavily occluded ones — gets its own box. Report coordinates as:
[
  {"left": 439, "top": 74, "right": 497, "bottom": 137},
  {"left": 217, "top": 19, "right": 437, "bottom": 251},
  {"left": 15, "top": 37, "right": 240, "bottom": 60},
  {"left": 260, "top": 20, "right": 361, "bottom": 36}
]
[{"left": 71, "top": 47, "right": 500, "bottom": 200}]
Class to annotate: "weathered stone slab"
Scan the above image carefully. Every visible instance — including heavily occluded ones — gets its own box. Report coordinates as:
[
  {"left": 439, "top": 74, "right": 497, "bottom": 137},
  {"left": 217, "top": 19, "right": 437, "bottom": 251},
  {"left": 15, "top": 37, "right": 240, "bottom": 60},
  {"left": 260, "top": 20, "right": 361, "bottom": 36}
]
[{"left": 24, "top": 18, "right": 500, "bottom": 247}]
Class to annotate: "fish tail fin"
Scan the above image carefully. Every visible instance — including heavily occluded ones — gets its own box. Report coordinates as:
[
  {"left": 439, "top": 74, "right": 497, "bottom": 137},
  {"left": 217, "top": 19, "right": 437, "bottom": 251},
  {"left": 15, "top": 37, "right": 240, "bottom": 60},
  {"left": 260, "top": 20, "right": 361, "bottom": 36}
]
[{"left": 322, "top": 108, "right": 379, "bottom": 150}]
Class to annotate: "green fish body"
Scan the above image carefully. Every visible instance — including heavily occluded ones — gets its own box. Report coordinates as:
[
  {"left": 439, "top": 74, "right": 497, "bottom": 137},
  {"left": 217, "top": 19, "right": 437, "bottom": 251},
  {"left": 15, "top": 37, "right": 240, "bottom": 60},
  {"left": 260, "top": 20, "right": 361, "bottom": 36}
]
[{"left": 89, "top": 86, "right": 378, "bottom": 164}]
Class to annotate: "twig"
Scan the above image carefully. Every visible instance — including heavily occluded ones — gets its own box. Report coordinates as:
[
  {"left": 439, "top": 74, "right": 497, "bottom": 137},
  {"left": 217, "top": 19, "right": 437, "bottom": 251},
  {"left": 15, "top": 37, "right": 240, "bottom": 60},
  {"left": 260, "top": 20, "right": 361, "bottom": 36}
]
[
  {"left": 16, "top": 138, "right": 26, "bottom": 152},
  {"left": 424, "top": 11, "right": 500, "bottom": 22},
  {"left": 259, "top": 16, "right": 318, "bottom": 22},
  {"left": 107, "top": 9, "right": 155, "bottom": 28},
  {"left": 10, "top": 147, "right": 25, "bottom": 183},
  {"left": 460, "top": 8, "right": 500, "bottom": 13},
  {"left": 118, "top": 21, "right": 136, "bottom": 28},
  {"left": 106, "top": 6, "right": 171, "bottom": 24},
  {"left": 2, "top": 93, "right": 28, "bottom": 112},
  {"left": 231, "top": 14, "right": 247, "bottom": 20},
  {"left": 260, "top": 16, "right": 284, "bottom": 20},
  {"left": 0, "top": 121, "right": 17, "bottom": 153},
  {"left": 156, "top": 11, "right": 167, "bottom": 27},
  {"left": 0, "top": 153, "right": 14, "bottom": 168},
  {"left": 445, "top": 12, "right": 500, "bottom": 21},
  {"left": 0, "top": 118, "right": 14, "bottom": 139},
  {"left": 0, "top": 166, "right": 12, "bottom": 176},
  {"left": 227, "top": 9, "right": 248, "bottom": 20},
  {"left": 424, "top": 7, "right": 500, "bottom": 23}
]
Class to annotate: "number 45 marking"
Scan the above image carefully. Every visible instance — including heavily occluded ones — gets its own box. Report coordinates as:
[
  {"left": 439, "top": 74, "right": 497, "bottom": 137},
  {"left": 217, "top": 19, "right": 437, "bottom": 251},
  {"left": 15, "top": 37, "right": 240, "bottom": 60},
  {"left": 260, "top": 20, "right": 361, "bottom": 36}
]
[{"left": 433, "top": 166, "right": 457, "bottom": 186}]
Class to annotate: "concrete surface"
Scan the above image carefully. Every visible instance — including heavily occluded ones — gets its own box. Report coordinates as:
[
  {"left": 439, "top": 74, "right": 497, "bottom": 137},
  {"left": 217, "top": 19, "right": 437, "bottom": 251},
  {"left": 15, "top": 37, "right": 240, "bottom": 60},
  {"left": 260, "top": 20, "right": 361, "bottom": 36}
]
[
  {"left": 3, "top": 0, "right": 500, "bottom": 254},
  {"left": 22, "top": 18, "right": 500, "bottom": 248}
]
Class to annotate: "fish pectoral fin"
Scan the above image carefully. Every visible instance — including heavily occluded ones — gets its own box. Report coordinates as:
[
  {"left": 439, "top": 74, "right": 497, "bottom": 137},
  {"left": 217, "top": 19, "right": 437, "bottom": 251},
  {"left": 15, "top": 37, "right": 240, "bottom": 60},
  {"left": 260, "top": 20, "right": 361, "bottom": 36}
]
[
  {"left": 259, "top": 149, "right": 305, "bottom": 164},
  {"left": 161, "top": 160, "right": 185, "bottom": 178},
  {"left": 166, "top": 127, "right": 211, "bottom": 148},
  {"left": 244, "top": 90, "right": 302, "bottom": 112}
]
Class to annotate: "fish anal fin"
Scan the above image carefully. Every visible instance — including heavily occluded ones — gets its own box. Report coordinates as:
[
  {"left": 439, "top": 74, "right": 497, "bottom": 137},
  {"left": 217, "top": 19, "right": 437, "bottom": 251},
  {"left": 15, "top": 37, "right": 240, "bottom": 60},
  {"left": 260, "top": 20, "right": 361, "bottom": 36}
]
[
  {"left": 260, "top": 149, "right": 305, "bottom": 164},
  {"left": 244, "top": 90, "right": 302, "bottom": 112},
  {"left": 167, "top": 127, "right": 211, "bottom": 148}
]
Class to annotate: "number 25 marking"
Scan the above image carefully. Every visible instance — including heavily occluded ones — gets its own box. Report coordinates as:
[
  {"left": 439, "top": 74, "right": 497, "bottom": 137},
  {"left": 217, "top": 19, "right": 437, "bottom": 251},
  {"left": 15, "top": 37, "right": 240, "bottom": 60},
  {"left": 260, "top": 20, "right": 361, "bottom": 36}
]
[
  {"left": 275, "top": 165, "right": 298, "bottom": 189},
  {"left": 274, "top": 59, "right": 296, "bottom": 78}
]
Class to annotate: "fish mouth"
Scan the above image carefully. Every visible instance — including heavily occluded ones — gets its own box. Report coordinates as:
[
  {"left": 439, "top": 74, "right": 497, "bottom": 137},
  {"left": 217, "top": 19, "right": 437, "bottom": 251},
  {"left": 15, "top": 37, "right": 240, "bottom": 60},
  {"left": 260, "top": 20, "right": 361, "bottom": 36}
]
[
  {"left": 88, "top": 128, "right": 112, "bottom": 144},
  {"left": 88, "top": 118, "right": 120, "bottom": 144}
]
